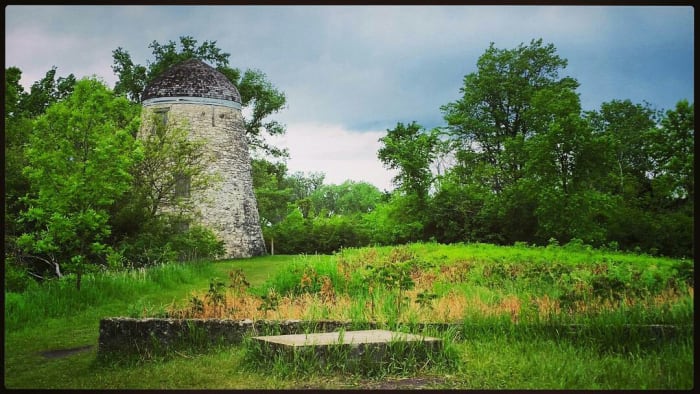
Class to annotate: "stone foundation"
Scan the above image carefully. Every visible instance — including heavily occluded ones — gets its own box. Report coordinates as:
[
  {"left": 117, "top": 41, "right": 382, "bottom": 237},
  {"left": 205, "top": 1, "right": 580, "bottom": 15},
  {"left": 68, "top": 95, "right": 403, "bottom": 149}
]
[
  {"left": 98, "top": 317, "right": 689, "bottom": 358},
  {"left": 98, "top": 318, "right": 381, "bottom": 356}
]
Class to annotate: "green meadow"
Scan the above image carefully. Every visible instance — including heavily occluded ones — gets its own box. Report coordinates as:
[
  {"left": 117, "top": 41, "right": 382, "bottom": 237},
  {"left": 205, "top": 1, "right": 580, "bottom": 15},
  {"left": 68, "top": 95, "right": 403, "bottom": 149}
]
[{"left": 4, "top": 242, "right": 694, "bottom": 389}]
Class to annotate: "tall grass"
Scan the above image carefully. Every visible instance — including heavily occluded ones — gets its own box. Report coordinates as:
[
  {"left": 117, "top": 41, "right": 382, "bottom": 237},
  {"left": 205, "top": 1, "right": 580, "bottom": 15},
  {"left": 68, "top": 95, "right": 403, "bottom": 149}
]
[
  {"left": 3, "top": 243, "right": 694, "bottom": 389},
  {"left": 4, "top": 261, "right": 214, "bottom": 330},
  {"left": 212, "top": 242, "right": 693, "bottom": 327}
]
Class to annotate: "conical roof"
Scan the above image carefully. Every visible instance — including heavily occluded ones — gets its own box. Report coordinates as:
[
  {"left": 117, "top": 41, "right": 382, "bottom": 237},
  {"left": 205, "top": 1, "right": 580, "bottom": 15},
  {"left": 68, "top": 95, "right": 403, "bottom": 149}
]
[{"left": 142, "top": 58, "right": 241, "bottom": 103}]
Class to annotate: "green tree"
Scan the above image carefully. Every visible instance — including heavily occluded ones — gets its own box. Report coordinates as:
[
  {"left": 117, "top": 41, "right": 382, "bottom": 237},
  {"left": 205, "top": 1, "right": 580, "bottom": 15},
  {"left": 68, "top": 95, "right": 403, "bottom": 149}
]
[
  {"left": 135, "top": 113, "right": 215, "bottom": 218},
  {"left": 441, "top": 38, "right": 578, "bottom": 194},
  {"left": 108, "top": 111, "right": 225, "bottom": 266},
  {"left": 285, "top": 171, "right": 326, "bottom": 202},
  {"left": 378, "top": 121, "right": 439, "bottom": 203},
  {"left": 20, "top": 66, "right": 77, "bottom": 118},
  {"left": 5, "top": 67, "right": 77, "bottom": 241},
  {"left": 437, "top": 39, "right": 591, "bottom": 245},
  {"left": 16, "top": 78, "right": 140, "bottom": 289},
  {"left": 4, "top": 68, "right": 33, "bottom": 243},
  {"left": 426, "top": 171, "right": 490, "bottom": 243},
  {"left": 647, "top": 100, "right": 694, "bottom": 257},
  {"left": 310, "top": 180, "right": 383, "bottom": 217},
  {"left": 112, "top": 35, "right": 287, "bottom": 157},
  {"left": 523, "top": 84, "right": 615, "bottom": 244},
  {"left": 5, "top": 66, "right": 25, "bottom": 117},
  {"left": 251, "top": 158, "right": 294, "bottom": 226},
  {"left": 648, "top": 100, "right": 694, "bottom": 206},
  {"left": 585, "top": 99, "right": 659, "bottom": 198}
]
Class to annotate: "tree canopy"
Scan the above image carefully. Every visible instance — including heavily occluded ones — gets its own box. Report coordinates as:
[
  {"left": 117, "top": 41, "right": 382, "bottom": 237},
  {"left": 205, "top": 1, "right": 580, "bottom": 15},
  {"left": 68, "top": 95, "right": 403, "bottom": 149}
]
[{"left": 4, "top": 37, "right": 693, "bottom": 293}]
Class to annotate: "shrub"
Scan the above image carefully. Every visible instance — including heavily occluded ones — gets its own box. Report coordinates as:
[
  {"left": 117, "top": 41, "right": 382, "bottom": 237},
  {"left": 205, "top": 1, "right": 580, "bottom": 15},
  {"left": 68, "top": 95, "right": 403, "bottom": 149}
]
[{"left": 3, "top": 257, "right": 36, "bottom": 293}]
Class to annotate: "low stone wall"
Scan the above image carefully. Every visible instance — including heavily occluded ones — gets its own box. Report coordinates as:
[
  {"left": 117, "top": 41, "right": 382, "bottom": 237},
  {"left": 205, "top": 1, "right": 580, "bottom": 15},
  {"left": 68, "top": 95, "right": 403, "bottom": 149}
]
[
  {"left": 98, "top": 317, "right": 690, "bottom": 358},
  {"left": 98, "top": 318, "right": 381, "bottom": 356}
]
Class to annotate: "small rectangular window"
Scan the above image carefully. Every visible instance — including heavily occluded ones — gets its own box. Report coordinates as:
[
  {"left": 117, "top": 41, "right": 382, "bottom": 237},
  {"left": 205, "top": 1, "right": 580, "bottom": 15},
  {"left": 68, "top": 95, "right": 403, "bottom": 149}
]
[
  {"left": 151, "top": 108, "right": 169, "bottom": 135},
  {"left": 174, "top": 172, "right": 191, "bottom": 199},
  {"left": 156, "top": 108, "right": 169, "bottom": 125}
]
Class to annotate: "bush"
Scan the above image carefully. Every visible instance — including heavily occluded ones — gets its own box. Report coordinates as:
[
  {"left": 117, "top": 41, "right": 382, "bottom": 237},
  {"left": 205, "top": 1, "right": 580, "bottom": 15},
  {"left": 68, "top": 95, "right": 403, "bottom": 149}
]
[
  {"left": 169, "top": 224, "right": 225, "bottom": 261},
  {"left": 117, "top": 218, "right": 225, "bottom": 267},
  {"left": 4, "top": 257, "right": 36, "bottom": 293}
]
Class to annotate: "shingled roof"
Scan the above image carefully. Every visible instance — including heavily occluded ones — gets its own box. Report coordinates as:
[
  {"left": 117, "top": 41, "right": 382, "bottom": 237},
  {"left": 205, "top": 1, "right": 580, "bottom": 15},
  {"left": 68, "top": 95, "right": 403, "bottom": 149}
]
[{"left": 142, "top": 58, "right": 241, "bottom": 103}]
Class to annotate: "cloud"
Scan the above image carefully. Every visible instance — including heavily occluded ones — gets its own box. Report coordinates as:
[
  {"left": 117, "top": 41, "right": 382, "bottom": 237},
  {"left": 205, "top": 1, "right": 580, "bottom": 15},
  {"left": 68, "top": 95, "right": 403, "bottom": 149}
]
[
  {"left": 266, "top": 122, "right": 398, "bottom": 191},
  {"left": 4, "top": 23, "right": 120, "bottom": 88},
  {"left": 4, "top": 5, "right": 693, "bottom": 187}
]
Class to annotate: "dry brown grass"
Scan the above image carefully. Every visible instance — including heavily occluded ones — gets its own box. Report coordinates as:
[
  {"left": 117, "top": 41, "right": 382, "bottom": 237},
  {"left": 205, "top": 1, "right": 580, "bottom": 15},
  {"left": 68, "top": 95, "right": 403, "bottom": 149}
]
[{"left": 165, "top": 270, "right": 693, "bottom": 324}]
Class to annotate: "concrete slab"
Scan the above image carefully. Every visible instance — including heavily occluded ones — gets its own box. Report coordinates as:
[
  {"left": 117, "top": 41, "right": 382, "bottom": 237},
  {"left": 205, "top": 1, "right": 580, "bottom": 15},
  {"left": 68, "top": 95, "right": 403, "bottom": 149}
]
[
  {"left": 251, "top": 329, "right": 443, "bottom": 370},
  {"left": 253, "top": 329, "right": 440, "bottom": 347}
]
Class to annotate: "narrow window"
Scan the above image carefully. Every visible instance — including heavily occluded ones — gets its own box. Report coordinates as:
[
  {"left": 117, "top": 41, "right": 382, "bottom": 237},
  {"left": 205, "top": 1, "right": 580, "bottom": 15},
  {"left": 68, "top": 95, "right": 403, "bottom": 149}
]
[
  {"left": 151, "top": 108, "right": 169, "bottom": 135},
  {"left": 174, "top": 172, "right": 191, "bottom": 199}
]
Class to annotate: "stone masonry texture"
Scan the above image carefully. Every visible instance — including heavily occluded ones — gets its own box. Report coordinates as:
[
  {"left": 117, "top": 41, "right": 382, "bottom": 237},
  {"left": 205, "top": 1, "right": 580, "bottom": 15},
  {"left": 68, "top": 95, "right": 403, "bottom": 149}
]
[{"left": 140, "top": 60, "right": 265, "bottom": 258}]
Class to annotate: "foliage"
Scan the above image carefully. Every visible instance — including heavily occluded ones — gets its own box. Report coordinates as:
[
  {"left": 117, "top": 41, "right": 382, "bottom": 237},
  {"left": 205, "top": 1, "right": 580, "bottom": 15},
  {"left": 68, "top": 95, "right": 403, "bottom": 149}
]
[
  {"left": 115, "top": 219, "right": 224, "bottom": 268},
  {"left": 16, "top": 78, "right": 140, "bottom": 289},
  {"left": 4, "top": 66, "right": 77, "bottom": 266},
  {"left": 309, "top": 180, "right": 383, "bottom": 217},
  {"left": 378, "top": 121, "right": 439, "bottom": 210},
  {"left": 251, "top": 158, "right": 294, "bottom": 226},
  {"left": 428, "top": 38, "right": 694, "bottom": 257},
  {"left": 16, "top": 66, "right": 77, "bottom": 118},
  {"left": 112, "top": 112, "right": 215, "bottom": 227},
  {"left": 4, "top": 247, "right": 693, "bottom": 390}
]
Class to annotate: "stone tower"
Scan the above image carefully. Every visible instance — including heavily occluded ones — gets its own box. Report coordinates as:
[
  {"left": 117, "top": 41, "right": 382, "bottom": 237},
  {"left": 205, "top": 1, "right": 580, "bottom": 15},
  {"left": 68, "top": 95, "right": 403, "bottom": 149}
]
[{"left": 141, "top": 58, "right": 266, "bottom": 258}]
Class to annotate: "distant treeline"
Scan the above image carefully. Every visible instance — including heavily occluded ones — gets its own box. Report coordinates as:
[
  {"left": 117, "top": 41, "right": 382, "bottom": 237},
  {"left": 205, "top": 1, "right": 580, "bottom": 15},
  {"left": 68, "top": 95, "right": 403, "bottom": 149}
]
[{"left": 4, "top": 37, "right": 693, "bottom": 291}]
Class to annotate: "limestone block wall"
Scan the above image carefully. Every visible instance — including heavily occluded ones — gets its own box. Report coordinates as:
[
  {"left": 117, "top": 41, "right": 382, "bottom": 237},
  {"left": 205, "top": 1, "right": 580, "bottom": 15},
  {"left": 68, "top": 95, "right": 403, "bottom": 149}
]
[
  {"left": 141, "top": 103, "right": 266, "bottom": 258},
  {"left": 98, "top": 317, "right": 688, "bottom": 359},
  {"left": 97, "top": 318, "right": 380, "bottom": 356}
]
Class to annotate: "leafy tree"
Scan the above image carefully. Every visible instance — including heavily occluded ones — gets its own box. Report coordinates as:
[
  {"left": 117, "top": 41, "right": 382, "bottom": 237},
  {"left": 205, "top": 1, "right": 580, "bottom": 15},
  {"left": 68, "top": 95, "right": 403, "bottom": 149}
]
[
  {"left": 108, "top": 111, "right": 224, "bottom": 266},
  {"left": 425, "top": 172, "right": 487, "bottom": 243},
  {"left": 648, "top": 100, "right": 694, "bottom": 206},
  {"left": 5, "top": 66, "right": 25, "bottom": 117},
  {"left": 251, "top": 158, "right": 294, "bottom": 226},
  {"left": 20, "top": 66, "right": 77, "bottom": 118},
  {"left": 5, "top": 67, "right": 77, "bottom": 241},
  {"left": 112, "top": 35, "right": 287, "bottom": 157},
  {"left": 436, "top": 39, "right": 596, "bottom": 245},
  {"left": 523, "top": 85, "right": 615, "bottom": 244},
  {"left": 263, "top": 207, "right": 308, "bottom": 254},
  {"left": 310, "top": 181, "right": 383, "bottom": 217},
  {"left": 134, "top": 113, "right": 215, "bottom": 218},
  {"left": 441, "top": 38, "right": 578, "bottom": 194},
  {"left": 16, "top": 78, "right": 140, "bottom": 289},
  {"left": 285, "top": 171, "right": 326, "bottom": 202},
  {"left": 585, "top": 99, "right": 659, "bottom": 198},
  {"left": 646, "top": 100, "right": 694, "bottom": 257},
  {"left": 4, "top": 68, "right": 33, "bottom": 242},
  {"left": 378, "top": 121, "right": 439, "bottom": 203}
]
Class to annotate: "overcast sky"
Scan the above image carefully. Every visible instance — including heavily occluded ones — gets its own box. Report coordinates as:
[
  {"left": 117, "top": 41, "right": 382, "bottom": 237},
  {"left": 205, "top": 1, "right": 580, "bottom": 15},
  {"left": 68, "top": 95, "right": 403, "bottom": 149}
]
[{"left": 5, "top": 5, "right": 694, "bottom": 191}]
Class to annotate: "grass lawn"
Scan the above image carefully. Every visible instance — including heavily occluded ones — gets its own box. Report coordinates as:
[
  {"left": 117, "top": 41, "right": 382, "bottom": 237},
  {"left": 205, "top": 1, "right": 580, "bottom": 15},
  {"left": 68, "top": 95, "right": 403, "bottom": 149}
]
[{"left": 3, "top": 243, "right": 694, "bottom": 389}]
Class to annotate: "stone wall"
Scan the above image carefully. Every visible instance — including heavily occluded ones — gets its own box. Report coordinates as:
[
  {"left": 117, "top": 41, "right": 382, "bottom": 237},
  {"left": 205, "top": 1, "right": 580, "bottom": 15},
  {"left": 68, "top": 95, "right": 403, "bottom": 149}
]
[
  {"left": 98, "top": 317, "right": 689, "bottom": 359},
  {"left": 141, "top": 103, "right": 266, "bottom": 258},
  {"left": 98, "top": 318, "right": 381, "bottom": 356}
]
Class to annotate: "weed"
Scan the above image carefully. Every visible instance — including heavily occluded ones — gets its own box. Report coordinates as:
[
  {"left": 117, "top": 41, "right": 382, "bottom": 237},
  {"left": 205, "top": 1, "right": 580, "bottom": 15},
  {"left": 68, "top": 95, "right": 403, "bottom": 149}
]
[
  {"left": 188, "top": 295, "right": 205, "bottom": 315},
  {"left": 258, "top": 288, "right": 280, "bottom": 318},
  {"left": 205, "top": 277, "right": 227, "bottom": 316},
  {"left": 415, "top": 291, "right": 438, "bottom": 310}
]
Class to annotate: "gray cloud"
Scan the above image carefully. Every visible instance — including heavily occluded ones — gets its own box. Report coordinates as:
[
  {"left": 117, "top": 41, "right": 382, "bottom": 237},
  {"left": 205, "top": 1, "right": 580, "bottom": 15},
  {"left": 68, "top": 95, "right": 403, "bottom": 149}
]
[{"left": 5, "top": 5, "right": 693, "bottom": 188}]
